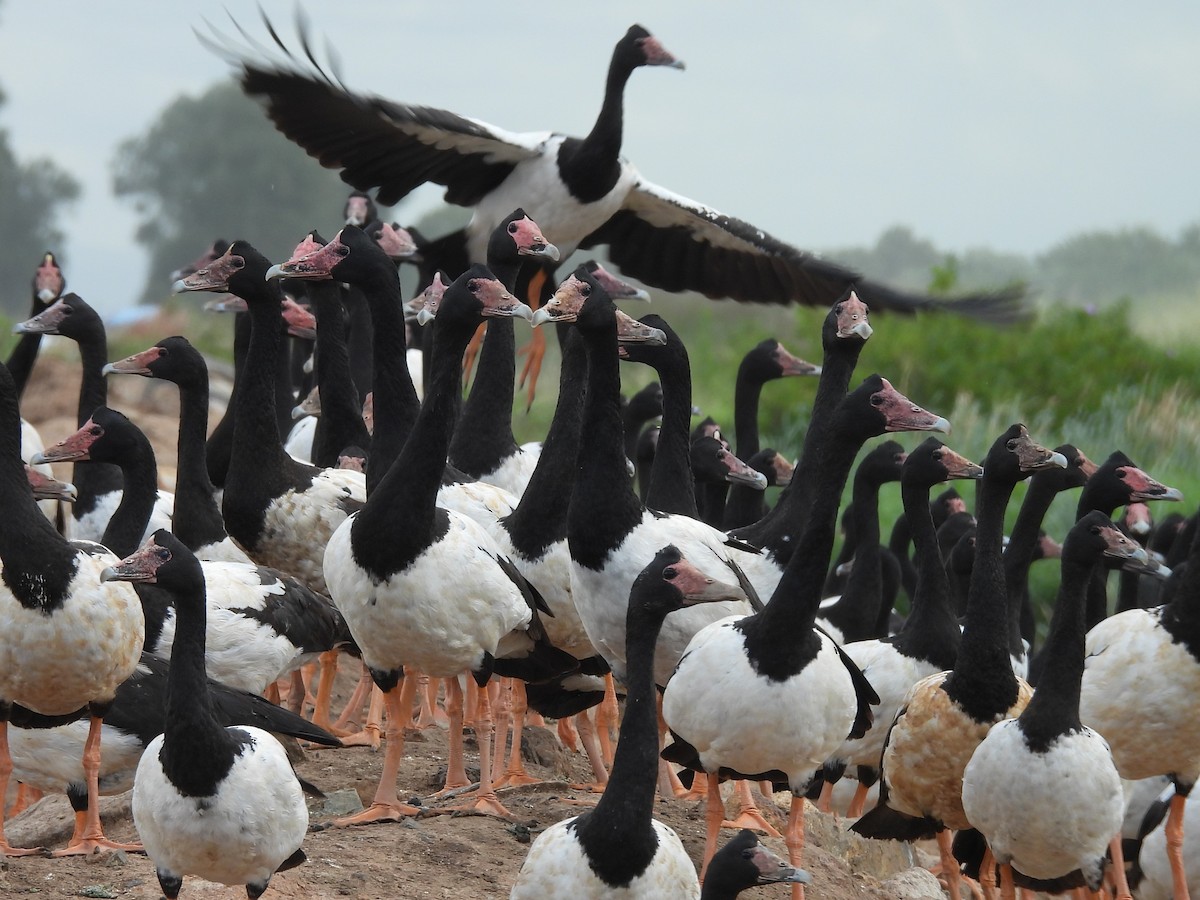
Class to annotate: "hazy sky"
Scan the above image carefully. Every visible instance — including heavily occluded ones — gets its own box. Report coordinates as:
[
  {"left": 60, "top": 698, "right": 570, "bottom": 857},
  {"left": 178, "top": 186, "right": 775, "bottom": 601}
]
[{"left": 1, "top": 2, "right": 1197, "bottom": 313}]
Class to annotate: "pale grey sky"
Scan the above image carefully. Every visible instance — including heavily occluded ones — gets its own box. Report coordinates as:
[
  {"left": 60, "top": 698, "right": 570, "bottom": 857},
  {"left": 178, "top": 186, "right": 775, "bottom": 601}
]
[{"left": 1, "top": 1, "right": 1197, "bottom": 313}]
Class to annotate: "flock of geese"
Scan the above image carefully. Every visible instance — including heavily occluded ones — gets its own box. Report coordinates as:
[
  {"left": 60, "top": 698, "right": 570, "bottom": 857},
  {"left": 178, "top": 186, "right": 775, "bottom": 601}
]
[{"left": 1, "top": 15, "right": 1197, "bottom": 900}]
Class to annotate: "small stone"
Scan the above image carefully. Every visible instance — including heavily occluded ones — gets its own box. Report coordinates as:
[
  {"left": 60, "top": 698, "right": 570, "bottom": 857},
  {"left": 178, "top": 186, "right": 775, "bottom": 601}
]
[
  {"left": 879, "top": 867, "right": 946, "bottom": 899},
  {"left": 84, "top": 849, "right": 127, "bottom": 867},
  {"left": 317, "top": 788, "right": 365, "bottom": 818},
  {"left": 78, "top": 887, "right": 118, "bottom": 899}
]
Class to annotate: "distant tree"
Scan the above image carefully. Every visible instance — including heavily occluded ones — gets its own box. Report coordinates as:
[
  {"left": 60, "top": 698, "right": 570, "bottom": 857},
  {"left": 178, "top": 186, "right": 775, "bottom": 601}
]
[
  {"left": 0, "top": 5, "right": 82, "bottom": 317},
  {"left": 1037, "top": 226, "right": 1200, "bottom": 306},
  {"left": 112, "top": 80, "right": 390, "bottom": 304}
]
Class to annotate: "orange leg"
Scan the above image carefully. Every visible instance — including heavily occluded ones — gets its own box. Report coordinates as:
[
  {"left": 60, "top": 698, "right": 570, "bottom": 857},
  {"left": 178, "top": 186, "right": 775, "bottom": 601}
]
[
  {"left": 1108, "top": 835, "right": 1133, "bottom": 900},
  {"left": 333, "top": 660, "right": 374, "bottom": 733},
  {"left": 309, "top": 650, "right": 341, "bottom": 730},
  {"left": 571, "top": 709, "right": 610, "bottom": 791},
  {"left": 7, "top": 783, "right": 43, "bottom": 818},
  {"left": 980, "top": 846, "right": 998, "bottom": 900},
  {"left": 339, "top": 685, "right": 385, "bottom": 749},
  {"left": 517, "top": 268, "right": 550, "bottom": 409},
  {"left": 433, "top": 677, "right": 470, "bottom": 794},
  {"left": 847, "top": 780, "right": 870, "bottom": 818},
  {"left": 816, "top": 780, "right": 834, "bottom": 815},
  {"left": 597, "top": 674, "right": 619, "bottom": 767},
  {"left": 0, "top": 724, "right": 44, "bottom": 856},
  {"left": 53, "top": 715, "right": 143, "bottom": 855},
  {"left": 490, "top": 679, "right": 512, "bottom": 782},
  {"left": 333, "top": 674, "right": 422, "bottom": 826},
  {"left": 723, "top": 780, "right": 781, "bottom": 836},
  {"left": 999, "top": 863, "right": 1016, "bottom": 900},
  {"left": 496, "top": 680, "right": 539, "bottom": 788},
  {"left": 464, "top": 678, "right": 479, "bottom": 730},
  {"left": 462, "top": 323, "right": 487, "bottom": 386},
  {"left": 264, "top": 680, "right": 282, "bottom": 706},
  {"left": 413, "top": 673, "right": 447, "bottom": 729},
  {"left": 1166, "top": 793, "right": 1192, "bottom": 900},
  {"left": 557, "top": 714, "right": 580, "bottom": 752},
  {"left": 700, "top": 773, "right": 725, "bottom": 882},
  {"left": 936, "top": 829, "right": 965, "bottom": 900},
  {"left": 430, "top": 680, "right": 513, "bottom": 819},
  {"left": 288, "top": 668, "right": 307, "bottom": 716},
  {"left": 785, "top": 794, "right": 808, "bottom": 900}
]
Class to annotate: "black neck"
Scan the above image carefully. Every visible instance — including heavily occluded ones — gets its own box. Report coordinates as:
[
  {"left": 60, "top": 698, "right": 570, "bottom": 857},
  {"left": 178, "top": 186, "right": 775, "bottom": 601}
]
[
  {"left": 205, "top": 313, "right": 250, "bottom": 490},
  {"left": 502, "top": 327, "right": 585, "bottom": 559},
  {"left": 568, "top": 313, "right": 645, "bottom": 572},
  {"left": 557, "top": 52, "right": 633, "bottom": 203},
  {"left": 1017, "top": 550, "right": 1090, "bottom": 751},
  {"left": 731, "top": 333, "right": 864, "bottom": 561},
  {"left": 350, "top": 314, "right": 473, "bottom": 579},
  {"left": 160, "top": 573, "right": 246, "bottom": 796},
  {"left": 889, "top": 480, "right": 960, "bottom": 670},
  {"left": 358, "top": 261, "right": 420, "bottom": 496},
  {"left": 640, "top": 327, "right": 696, "bottom": 518},
  {"left": 0, "top": 372, "right": 78, "bottom": 612},
  {"left": 344, "top": 285, "right": 375, "bottom": 398},
  {"left": 943, "top": 472, "right": 1021, "bottom": 720},
  {"left": 733, "top": 365, "right": 765, "bottom": 460},
  {"left": 1160, "top": 519, "right": 1200, "bottom": 661},
  {"left": 821, "top": 465, "right": 884, "bottom": 644},
  {"left": 572, "top": 600, "right": 665, "bottom": 877},
  {"left": 99, "top": 428, "right": 160, "bottom": 559},
  {"left": 6, "top": 295, "right": 43, "bottom": 399},
  {"left": 71, "top": 325, "right": 124, "bottom": 518},
  {"left": 310, "top": 281, "right": 370, "bottom": 469},
  {"left": 170, "top": 370, "right": 229, "bottom": 554},
  {"left": 1003, "top": 474, "right": 1060, "bottom": 655},
  {"left": 448, "top": 317, "right": 518, "bottom": 478}
]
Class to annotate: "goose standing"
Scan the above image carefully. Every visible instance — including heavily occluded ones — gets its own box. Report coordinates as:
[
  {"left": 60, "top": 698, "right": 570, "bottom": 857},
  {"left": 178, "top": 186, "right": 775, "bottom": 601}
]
[
  {"left": 105, "top": 531, "right": 309, "bottom": 900},
  {"left": 0, "top": 360, "right": 144, "bottom": 856},
  {"left": 1079, "top": 504, "right": 1200, "bottom": 900},
  {"left": 14, "top": 292, "right": 173, "bottom": 542},
  {"left": 961, "top": 510, "right": 1145, "bottom": 898},
  {"left": 511, "top": 546, "right": 779, "bottom": 899},
  {"left": 851, "top": 425, "right": 1066, "bottom": 900},
  {"left": 321, "top": 266, "right": 572, "bottom": 825},
  {"left": 172, "top": 242, "right": 366, "bottom": 594},
  {"left": 816, "top": 437, "right": 981, "bottom": 818},
  {"left": 661, "top": 376, "right": 948, "bottom": 893}
]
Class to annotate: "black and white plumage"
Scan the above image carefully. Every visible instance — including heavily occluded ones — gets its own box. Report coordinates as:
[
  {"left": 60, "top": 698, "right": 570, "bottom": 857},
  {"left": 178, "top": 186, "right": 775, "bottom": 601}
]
[
  {"left": 173, "top": 242, "right": 366, "bottom": 594},
  {"left": 14, "top": 292, "right": 173, "bottom": 543},
  {"left": 0, "top": 360, "right": 145, "bottom": 857},
  {"left": 210, "top": 17, "right": 1025, "bottom": 322},
  {"left": 34, "top": 406, "right": 352, "bottom": 696},
  {"left": 661, "top": 375, "right": 947, "bottom": 884},
  {"left": 511, "top": 546, "right": 753, "bottom": 899},
  {"left": 1079, "top": 503, "right": 1200, "bottom": 900},
  {"left": 320, "top": 265, "right": 568, "bottom": 824},
  {"left": 8, "top": 653, "right": 338, "bottom": 822},
  {"left": 104, "top": 531, "right": 309, "bottom": 900},
  {"left": 961, "top": 511, "right": 1148, "bottom": 895},
  {"left": 818, "top": 438, "right": 981, "bottom": 812}
]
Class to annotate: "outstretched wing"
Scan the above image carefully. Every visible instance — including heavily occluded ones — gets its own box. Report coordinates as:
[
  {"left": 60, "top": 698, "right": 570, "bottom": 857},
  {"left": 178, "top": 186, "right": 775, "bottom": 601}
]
[
  {"left": 201, "top": 11, "right": 544, "bottom": 208},
  {"left": 583, "top": 177, "right": 1028, "bottom": 320}
]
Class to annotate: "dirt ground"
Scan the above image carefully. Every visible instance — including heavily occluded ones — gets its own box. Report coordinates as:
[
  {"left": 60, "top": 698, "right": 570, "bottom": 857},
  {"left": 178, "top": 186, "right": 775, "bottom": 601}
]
[{"left": 7, "top": 349, "right": 936, "bottom": 899}]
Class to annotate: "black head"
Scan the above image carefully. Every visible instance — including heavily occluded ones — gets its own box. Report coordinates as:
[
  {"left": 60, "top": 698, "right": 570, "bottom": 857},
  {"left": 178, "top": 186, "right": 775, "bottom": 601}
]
[
  {"left": 101, "top": 528, "right": 204, "bottom": 595},
  {"left": 34, "top": 251, "right": 65, "bottom": 304},
  {"left": 741, "top": 338, "right": 820, "bottom": 383},
  {"left": 436, "top": 264, "right": 531, "bottom": 331},
  {"left": 981, "top": 424, "right": 1066, "bottom": 485},
  {"left": 343, "top": 190, "right": 377, "bottom": 227},
  {"left": 33, "top": 407, "right": 147, "bottom": 469},
  {"left": 704, "top": 830, "right": 811, "bottom": 894},
  {"left": 625, "top": 381, "right": 664, "bottom": 421},
  {"left": 13, "top": 292, "right": 103, "bottom": 342},
  {"left": 690, "top": 416, "right": 726, "bottom": 448},
  {"left": 1066, "top": 510, "right": 1153, "bottom": 573},
  {"left": 103, "top": 335, "right": 207, "bottom": 391},
  {"left": 531, "top": 265, "right": 611, "bottom": 330},
  {"left": 824, "top": 290, "right": 872, "bottom": 347},
  {"left": 932, "top": 486, "right": 967, "bottom": 527},
  {"left": 690, "top": 436, "right": 767, "bottom": 489},
  {"left": 903, "top": 437, "right": 983, "bottom": 490},
  {"left": 618, "top": 313, "right": 679, "bottom": 365},
  {"left": 858, "top": 439, "right": 908, "bottom": 487},
  {"left": 747, "top": 447, "right": 794, "bottom": 487},
  {"left": 1084, "top": 449, "right": 1183, "bottom": 510},
  {"left": 488, "top": 209, "right": 559, "bottom": 267},
  {"left": 836, "top": 374, "right": 949, "bottom": 442},
  {"left": 628, "top": 545, "right": 747, "bottom": 621},
  {"left": 617, "top": 25, "right": 684, "bottom": 71}
]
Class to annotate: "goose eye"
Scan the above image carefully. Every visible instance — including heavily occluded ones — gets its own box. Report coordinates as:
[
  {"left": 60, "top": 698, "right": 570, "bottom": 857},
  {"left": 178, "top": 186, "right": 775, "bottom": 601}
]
[
  {"left": 89, "top": 425, "right": 102, "bottom": 436},
  {"left": 932, "top": 451, "right": 943, "bottom": 460},
  {"left": 508, "top": 222, "right": 518, "bottom": 234},
  {"left": 662, "top": 566, "right": 677, "bottom": 579},
  {"left": 156, "top": 548, "right": 171, "bottom": 561},
  {"left": 337, "top": 246, "right": 349, "bottom": 257},
  {"left": 230, "top": 258, "right": 245, "bottom": 269},
  {"left": 870, "top": 395, "right": 884, "bottom": 407}
]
